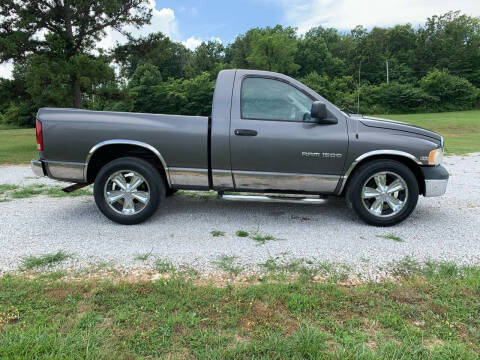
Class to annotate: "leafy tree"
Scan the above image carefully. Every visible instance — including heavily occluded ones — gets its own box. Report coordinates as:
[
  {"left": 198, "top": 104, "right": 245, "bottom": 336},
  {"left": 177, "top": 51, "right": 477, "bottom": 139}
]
[
  {"left": 420, "top": 69, "right": 480, "bottom": 110},
  {"left": 0, "top": 0, "right": 152, "bottom": 108},
  {"left": 296, "top": 28, "right": 345, "bottom": 78},
  {"left": 188, "top": 41, "right": 226, "bottom": 76},
  {"left": 227, "top": 26, "right": 300, "bottom": 75},
  {"left": 416, "top": 11, "right": 480, "bottom": 86},
  {"left": 114, "top": 32, "right": 191, "bottom": 80}
]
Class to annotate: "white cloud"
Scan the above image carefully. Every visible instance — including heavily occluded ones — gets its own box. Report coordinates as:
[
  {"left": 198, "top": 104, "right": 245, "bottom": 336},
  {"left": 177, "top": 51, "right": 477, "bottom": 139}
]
[
  {"left": 0, "top": 61, "right": 13, "bottom": 80},
  {"left": 98, "top": 1, "right": 180, "bottom": 51},
  {"left": 182, "top": 36, "right": 222, "bottom": 50},
  {"left": 275, "top": 0, "right": 480, "bottom": 33},
  {"left": 182, "top": 37, "right": 203, "bottom": 50}
]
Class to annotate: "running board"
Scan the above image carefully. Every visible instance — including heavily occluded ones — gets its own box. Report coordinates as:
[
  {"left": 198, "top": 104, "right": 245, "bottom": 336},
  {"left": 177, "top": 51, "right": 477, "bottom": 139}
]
[{"left": 219, "top": 193, "right": 327, "bottom": 204}]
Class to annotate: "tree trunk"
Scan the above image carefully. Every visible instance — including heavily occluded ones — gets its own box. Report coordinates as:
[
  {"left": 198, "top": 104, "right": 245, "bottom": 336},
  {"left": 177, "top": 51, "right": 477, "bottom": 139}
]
[
  {"left": 64, "top": 1, "right": 82, "bottom": 108},
  {"left": 73, "top": 77, "right": 82, "bottom": 108}
]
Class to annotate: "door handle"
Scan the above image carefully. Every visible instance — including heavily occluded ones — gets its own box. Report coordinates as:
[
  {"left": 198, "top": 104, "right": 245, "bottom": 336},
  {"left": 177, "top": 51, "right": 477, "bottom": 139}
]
[{"left": 234, "top": 129, "right": 258, "bottom": 136}]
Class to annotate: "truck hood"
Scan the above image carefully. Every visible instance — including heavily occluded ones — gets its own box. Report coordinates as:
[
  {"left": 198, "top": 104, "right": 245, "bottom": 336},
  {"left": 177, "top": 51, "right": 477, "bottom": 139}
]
[{"left": 355, "top": 115, "right": 442, "bottom": 142}]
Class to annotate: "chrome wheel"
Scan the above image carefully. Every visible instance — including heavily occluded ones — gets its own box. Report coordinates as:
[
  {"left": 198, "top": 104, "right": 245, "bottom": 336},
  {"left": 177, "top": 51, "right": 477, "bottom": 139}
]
[
  {"left": 103, "top": 170, "right": 150, "bottom": 215},
  {"left": 361, "top": 171, "right": 408, "bottom": 217}
]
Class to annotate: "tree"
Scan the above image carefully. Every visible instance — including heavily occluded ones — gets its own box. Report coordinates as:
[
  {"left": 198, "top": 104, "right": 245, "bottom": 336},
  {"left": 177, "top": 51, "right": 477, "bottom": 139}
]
[
  {"left": 113, "top": 32, "right": 191, "bottom": 80},
  {"left": 227, "top": 26, "right": 300, "bottom": 75},
  {"left": 420, "top": 69, "right": 480, "bottom": 110},
  {"left": 188, "top": 41, "right": 226, "bottom": 76},
  {"left": 416, "top": 11, "right": 480, "bottom": 86},
  {"left": 296, "top": 26, "right": 345, "bottom": 78},
  {"left": 0, "top": 0, "right": 152, "bottom": 108}
]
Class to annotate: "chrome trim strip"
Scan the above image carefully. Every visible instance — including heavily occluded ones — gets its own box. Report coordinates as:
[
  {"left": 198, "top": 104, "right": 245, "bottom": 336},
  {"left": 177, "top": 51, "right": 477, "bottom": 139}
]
[
  {"left": 232, "top": 170, "right": 340, "bottom": 193},
  {"left": 85, "top": 139, "right": 171, "bottom": 186},
  {"left": 211, "top": 169, "right": 234, "bottom": 188},
  {"left": 424, "top": 179, "right": 448, "bottom": 197},
  {"left": 169, "top": 167, "right": 209, "bottom": 187},
  {"left": 46, "top": 160, "right": 86, "bottom": 182},
  {"left": 31, "top": 159, "right": 45, "bottom": 177},
  {"left": 220, "top": 194, "right": 327, "bottom": 204},
  {"left": 337, "top": 150, "right": 423, "bottom": 195}
]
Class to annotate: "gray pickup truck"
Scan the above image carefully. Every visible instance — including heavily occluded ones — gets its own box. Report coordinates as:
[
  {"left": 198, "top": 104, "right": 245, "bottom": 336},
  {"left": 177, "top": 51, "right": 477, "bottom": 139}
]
[{"left": 32, "top": 69, "right": 448, "bottom": 226}]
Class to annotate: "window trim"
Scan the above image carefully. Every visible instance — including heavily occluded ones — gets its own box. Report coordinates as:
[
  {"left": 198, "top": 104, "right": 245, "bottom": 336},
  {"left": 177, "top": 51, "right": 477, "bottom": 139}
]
[{"left": 240, "top": 75, "right": 316, "bottom": 123}]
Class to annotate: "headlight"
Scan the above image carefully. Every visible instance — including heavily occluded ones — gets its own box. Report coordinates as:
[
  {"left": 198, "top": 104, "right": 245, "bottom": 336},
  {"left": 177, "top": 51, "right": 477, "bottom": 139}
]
[{"left": 428, "top": 147, "right": 444, "bottom": 165}]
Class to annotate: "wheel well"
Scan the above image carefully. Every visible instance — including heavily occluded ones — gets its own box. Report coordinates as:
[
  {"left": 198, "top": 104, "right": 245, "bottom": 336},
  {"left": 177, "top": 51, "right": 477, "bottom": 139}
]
[
  {"left": 86, "top": 144, "right": 169, "bottom": 185},
  {"left": 341, "top": 155, "right": 425, "bottom": 196}
]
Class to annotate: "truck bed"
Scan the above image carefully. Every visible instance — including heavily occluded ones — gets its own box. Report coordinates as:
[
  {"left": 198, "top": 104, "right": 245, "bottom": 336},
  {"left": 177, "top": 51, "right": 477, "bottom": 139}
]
[{"left": 38, "top": 108, "right": 209, "bottom": 169}]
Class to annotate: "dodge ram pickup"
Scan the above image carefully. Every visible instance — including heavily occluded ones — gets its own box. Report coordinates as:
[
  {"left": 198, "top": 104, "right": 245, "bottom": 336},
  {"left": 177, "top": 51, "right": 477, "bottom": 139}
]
[{"left": 31, "top": 69, "right": 449, "bottom": 226}]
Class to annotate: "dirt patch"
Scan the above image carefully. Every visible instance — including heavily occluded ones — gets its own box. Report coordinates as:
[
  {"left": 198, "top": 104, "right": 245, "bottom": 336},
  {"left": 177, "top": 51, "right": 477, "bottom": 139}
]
[
  {"left": 424, "top": 337, "right": 445, "bottom": 350},
  {"left": 44, "top": 288, "right": 72, "bottom": 301},
  {"left": 241, "top": 301, "right": 298, "bottom": 336}
]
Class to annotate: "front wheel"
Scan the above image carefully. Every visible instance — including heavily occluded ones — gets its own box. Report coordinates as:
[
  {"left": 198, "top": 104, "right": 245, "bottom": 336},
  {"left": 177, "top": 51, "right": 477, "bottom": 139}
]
[
  {"left": 346, "top": 160, "right": 419, "bottom": 226},
  {"left": 94, "top": 157, "right": 165, "bottom": 225}
]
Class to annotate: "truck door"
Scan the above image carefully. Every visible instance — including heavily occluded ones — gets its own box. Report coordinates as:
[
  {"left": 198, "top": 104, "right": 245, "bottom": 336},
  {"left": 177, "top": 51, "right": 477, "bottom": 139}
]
[{"left": 229, "top": 72, "right": 348, "bottom": 193}]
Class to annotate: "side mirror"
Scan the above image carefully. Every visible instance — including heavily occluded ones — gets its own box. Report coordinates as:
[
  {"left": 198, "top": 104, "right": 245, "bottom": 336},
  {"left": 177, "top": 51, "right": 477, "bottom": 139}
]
[
  {"left": 309, "top": 101, "right": 338, "bottom": 125},
  {"left": 310, "top": 101, "right": 327, "bottom": 120}
]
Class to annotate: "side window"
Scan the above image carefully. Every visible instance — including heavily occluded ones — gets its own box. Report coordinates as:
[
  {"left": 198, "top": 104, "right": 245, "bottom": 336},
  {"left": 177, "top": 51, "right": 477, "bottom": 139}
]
[{"left": 241, "top": 77, "right": 313, "bottom": 121}]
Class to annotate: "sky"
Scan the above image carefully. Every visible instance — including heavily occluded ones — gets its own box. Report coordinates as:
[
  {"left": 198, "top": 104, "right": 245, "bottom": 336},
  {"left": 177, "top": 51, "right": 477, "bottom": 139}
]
[{"left": 1, "top": 0, "right": 480, "bottom": 79}]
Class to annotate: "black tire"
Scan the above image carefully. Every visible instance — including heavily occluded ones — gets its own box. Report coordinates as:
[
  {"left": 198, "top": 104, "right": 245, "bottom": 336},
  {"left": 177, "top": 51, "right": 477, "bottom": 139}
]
[
  {"left": 94, "top": 157, "right": 165, "bottom": 225},
  {"left": 346, "top": 159, "right": 419, "bottom": 226}
]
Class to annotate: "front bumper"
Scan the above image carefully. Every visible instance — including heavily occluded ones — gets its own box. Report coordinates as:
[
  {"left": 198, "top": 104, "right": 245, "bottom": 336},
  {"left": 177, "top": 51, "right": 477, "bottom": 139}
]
[
  {"left": 421, "top": 165, "right": 449, "bottom": 197},
  {"left": 31, "top": 159, "right": 46, "bottom": 177}
]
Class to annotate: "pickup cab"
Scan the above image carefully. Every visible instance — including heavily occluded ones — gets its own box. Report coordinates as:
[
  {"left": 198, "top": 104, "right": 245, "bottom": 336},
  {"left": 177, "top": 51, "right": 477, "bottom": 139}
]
[{"left": 31, "top": 69, "right": 449, "bottom": 226}]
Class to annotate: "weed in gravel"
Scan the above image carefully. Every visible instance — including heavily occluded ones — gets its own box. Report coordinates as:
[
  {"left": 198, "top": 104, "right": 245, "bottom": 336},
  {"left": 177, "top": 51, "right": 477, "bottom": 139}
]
[
  {"left": 21, "top": 251, "right": 70, "bottom": 270},
  {"left": 212, "top": 255, "right": 244, "bottom": 275},
  {"left": 235, "top": 230, "right": 249, "bottom": 237},
  {"left": 259, "top": 257, "right": 281, "bottom": 272},
  {"left": 0, "top": 184, "right": 91, "bottom": 200},
  {"left": 135, "top": 249, "right": 153, "bottom": 261},
  {"left": 388, "top": 256, "right": 422, "bottom": 277},
  {"left": 251, "top": 233, "right": 278, "bottom": 245},
  {"left": 210, "top": 230, "right": 225, "bottom": 237},
  {"left": 10, "top": 184, "right": 47, "bottom": 198},
  {"left": 0, "top": 184, "right": 18, "bottom": 195},
  {"left": 376, "top": 233, "right": 405, "bottom": 242},
  {"left": 155, "top": 258, "right": 175, "bottom": 273}
]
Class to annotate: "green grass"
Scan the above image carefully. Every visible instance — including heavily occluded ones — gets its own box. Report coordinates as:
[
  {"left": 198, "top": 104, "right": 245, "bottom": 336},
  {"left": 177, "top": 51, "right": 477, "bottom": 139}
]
[
  {"left": 20, "top": 251, "right": 70, "bottom": 270},
  {"left": 236, "top": 230, "right": 249, "bottom": 238},
  {"left": 154, "top": 258, "right": 175, "bottom": 274},
  {"left": 135, "top": 249, "right": 153, "bottom": 261},
  {"left": 379, "top": 110, "right": 480, "bottom": 155},
  {"left": 212, "top": 255, "right": 244, "bottom": 275},
  {"left": 376, "top": 234, "right": 405, "bottom": 242},
  {"left": 0, "top": 184, "right": 92, "bottom": 201},
  {"left": 0, "top": 128, "right": 36, "bottom": 164},
  {"left": 250, "top": 233, "right": 279, "bottom": 245},
  {"left": 210, "top": 230, "right": 226, "bottom": 237},
  {"left": 1, "top": 262, "right": 479, "bottom": 359}
]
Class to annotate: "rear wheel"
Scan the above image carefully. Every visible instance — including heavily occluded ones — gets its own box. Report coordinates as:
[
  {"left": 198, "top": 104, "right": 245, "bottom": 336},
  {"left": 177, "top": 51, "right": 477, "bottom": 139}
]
[
  {"left": 94, "top": 157, "right": 165, "bottom": 225},
  {"left": 346, "top": 160, "right": 419, "bottom": 226}
]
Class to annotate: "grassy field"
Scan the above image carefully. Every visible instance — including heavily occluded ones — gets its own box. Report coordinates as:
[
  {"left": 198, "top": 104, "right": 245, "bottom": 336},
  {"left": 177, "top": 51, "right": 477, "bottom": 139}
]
[
  {"left": 378, "top": 110, "right": 480, "bottom": 155},
  {"left": 0, "top": 128, "right": 36, "bottom": 165},
  {"left": 1, "top": 262, "right": 479, "bottom": 359},
  {"left": 0, "top": 110, "right": 479, "bottom": 165}
]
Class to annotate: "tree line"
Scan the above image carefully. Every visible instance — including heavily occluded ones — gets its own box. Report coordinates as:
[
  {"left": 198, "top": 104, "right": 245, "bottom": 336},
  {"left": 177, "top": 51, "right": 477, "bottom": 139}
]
[{"left": 0, "top": 2, "right": 479, "bottom": 128}]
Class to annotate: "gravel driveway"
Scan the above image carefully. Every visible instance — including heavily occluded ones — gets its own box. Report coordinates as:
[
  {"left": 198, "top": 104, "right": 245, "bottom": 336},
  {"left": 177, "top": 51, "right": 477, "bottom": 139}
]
[{"left": 1, "top": 154, "right": 479, "bottom": 276}]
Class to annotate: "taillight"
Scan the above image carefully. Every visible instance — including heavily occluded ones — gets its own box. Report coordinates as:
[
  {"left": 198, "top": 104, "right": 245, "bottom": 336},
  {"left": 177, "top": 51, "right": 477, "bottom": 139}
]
[{"left": 35, "top": 119, "right": 44, "bottom": 151}]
